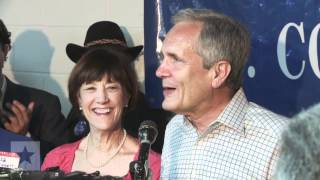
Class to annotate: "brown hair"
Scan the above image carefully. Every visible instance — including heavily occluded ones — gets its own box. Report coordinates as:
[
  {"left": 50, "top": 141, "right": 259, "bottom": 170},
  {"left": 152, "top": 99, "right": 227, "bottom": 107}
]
[
  {"left": 173, "top": 9, "right": 251, "bottom": 91},
  {"left": 68, "top": 47, "right": 138, "bottom": 111},
  {"left": 0, "top": 19, "right": 11, "bottom": 49}
]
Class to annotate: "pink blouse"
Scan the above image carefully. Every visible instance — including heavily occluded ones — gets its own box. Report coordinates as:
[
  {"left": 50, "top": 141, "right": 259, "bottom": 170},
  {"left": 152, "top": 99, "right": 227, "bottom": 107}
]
[{"left": 41, "top": 140, "right": 160, "bottom": 180}]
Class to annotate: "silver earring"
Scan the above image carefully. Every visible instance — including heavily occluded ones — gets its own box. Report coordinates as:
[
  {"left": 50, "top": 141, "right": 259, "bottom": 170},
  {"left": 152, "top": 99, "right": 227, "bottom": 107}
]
[{"left": 79, "top": 107, "right": 82, "bottom": 111}]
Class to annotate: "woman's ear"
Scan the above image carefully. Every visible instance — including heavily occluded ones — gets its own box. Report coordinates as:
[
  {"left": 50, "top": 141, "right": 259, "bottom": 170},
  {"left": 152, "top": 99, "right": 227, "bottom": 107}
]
[
  {"left": 77, "top": 93, "right": 82, "bottom": 108},
  {"left": 211, "top": 60, "right": 231, "bottom": 88},
  {"left": 124, "top": 94, "right": 131, "bottom": 107}
]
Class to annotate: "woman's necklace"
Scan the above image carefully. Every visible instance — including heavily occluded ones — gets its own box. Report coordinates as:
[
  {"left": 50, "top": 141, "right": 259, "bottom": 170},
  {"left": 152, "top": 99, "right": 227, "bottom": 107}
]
[{"left": 85, "top": 129, "right": 127, "bottom": 168}]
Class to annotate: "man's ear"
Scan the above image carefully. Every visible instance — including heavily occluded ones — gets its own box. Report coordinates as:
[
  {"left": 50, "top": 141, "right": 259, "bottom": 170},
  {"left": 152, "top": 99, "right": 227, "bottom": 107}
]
[
  {"left": 210, "top": 60, "right": 231, "bottom": 88},
  {"left": 3, "top": 44, "right": 10, "bottom": 60}
]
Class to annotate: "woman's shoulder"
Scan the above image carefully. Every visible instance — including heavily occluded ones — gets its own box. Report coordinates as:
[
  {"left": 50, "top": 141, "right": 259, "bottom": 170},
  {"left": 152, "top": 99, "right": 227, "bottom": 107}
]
[
  {"left": 149, "top": 150, "right": 161, "bottom": 164},
  {"left": 49, "top": 140, "right": 82, "bottom": 155},
  {"left": 148, "top": 150, "right": 161, "bottom": 180},
  {"left": 41, "top": 140, "right": 82, "bottom": 171}
]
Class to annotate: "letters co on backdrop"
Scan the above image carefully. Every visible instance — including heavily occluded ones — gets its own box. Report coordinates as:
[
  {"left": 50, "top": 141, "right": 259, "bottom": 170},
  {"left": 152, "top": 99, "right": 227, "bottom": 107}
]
[{"left": 144, "top": 0, "right": 320, "bottom": 117}]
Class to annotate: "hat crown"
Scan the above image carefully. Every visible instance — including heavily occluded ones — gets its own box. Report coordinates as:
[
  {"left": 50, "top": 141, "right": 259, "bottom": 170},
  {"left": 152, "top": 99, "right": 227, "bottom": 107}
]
[
  {"left": 84, "top": 21, "right": 127, "bottom": 46},
  {"left": 66, "top": 21, "right": 143, "bottom": 63}
]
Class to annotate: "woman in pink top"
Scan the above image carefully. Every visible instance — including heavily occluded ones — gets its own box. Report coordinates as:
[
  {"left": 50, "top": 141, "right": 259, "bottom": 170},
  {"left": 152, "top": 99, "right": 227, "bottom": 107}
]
[{"left": 42, "top": 45, "right": 160, "bottom": 179}]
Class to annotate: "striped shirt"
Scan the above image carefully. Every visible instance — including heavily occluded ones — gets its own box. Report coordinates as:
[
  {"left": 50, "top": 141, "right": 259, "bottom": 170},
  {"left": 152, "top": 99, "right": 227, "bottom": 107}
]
[{"left": 161, "top": 88, "right": 288, "bottom": 180}]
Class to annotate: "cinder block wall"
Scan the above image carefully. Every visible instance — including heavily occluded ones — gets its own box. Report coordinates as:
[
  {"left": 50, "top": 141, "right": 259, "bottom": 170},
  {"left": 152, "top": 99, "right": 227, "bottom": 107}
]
[{"left": 0, "top": 0, "right": 145, "bottom": 115}]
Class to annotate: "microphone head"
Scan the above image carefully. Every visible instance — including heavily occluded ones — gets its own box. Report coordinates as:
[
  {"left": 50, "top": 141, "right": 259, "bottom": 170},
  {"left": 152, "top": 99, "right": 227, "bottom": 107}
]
[{"left": 138, "top": 120, "right": 158, "bottom": 145}]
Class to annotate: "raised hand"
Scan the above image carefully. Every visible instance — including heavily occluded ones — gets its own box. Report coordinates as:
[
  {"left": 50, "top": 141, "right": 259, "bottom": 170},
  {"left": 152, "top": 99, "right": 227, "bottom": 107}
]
[{"left": 3, "top": 100, "right": 35, "bottom": 135}]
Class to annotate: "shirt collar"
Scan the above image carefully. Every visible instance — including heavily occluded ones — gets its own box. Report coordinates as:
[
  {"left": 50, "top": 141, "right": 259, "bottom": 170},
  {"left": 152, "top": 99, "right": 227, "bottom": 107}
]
[
  {"left": 182, "top": 88, "right": 248, "bottom": 137},
  {"left": 213, "top": 88, "right": 248, "bottom": 135}
]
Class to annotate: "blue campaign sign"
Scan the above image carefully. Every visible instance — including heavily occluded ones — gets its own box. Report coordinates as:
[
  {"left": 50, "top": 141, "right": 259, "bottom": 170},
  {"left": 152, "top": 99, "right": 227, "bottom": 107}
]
[
  {"left": 0, "top": 129, "right": 40, "bottom": 170},
  {"left": 144, "top": 0, "right": 320, "bottom": 117},
  {"left": 144, "top": 0, "right": 164, "bottom": 108},
  {"left": 0, "top": 128, "right": 31, "bottom": 151}
]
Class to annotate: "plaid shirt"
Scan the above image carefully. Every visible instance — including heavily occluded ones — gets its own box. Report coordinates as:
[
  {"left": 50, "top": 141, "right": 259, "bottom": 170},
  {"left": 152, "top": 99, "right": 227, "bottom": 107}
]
[{"left": 161, "top": 88, "right": 288, "bottom": 180}]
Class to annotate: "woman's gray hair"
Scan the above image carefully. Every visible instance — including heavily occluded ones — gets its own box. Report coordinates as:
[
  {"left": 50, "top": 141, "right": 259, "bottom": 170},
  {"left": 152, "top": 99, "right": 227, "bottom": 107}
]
[
  {"left": 172, "top": 8, "right": 251, "bottom": 91},
  {"left": 275, "top": 103, "right": 320, "bottom": 180}
]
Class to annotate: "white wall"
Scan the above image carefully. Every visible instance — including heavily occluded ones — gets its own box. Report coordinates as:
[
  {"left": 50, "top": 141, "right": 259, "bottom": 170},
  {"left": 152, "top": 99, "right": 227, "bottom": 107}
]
[{"left": 0, "top": 0, "right": 145, "bottom": 115}]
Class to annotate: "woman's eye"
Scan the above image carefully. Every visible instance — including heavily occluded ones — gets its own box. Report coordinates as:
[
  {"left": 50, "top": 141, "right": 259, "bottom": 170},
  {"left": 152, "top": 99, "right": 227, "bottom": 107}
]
[
  {"left": 84, "top": 86, "right": 95, "bottom": 91},
  {"left": 106, "top": 85, "right": 120, "bottom": 92}
]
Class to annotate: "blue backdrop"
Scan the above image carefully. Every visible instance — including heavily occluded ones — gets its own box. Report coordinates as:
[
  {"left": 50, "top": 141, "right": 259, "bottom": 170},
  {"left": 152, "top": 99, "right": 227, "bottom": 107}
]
[{"left": 144, "top": 0, "right": 320, "bottom": 117}]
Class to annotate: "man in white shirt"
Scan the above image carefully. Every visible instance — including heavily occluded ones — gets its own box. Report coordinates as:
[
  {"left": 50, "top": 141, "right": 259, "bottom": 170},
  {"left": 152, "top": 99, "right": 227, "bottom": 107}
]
[{"left": 156, "top": 8, "right": 288, "bottom": 179}]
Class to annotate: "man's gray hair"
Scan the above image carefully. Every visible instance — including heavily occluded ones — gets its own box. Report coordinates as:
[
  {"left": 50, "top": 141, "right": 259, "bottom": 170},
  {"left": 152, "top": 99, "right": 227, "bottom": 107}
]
[
  {"left": 172, "top": 8, "right": 251, "bottom": 91},
  {"left": 275, "top": 103, "right": 320, "bottom": 180}
]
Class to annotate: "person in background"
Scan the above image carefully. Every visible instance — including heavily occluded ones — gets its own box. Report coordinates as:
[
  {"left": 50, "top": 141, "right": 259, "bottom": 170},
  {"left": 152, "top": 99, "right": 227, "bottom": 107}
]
[
  {"left": 274, "top": 103, "right": 320, "bottom": 180},
  {"left": 156, "top": 8, "right": 288, "bottom": 179},
  {"left": 41, "top": 47, "right": 161, "bottom": 179},
  {"left": 65, "top": 21, "right": 172, "bottom": 153},
  {"left": 0, "top": 19, "right": 71, "bottom": 160}
]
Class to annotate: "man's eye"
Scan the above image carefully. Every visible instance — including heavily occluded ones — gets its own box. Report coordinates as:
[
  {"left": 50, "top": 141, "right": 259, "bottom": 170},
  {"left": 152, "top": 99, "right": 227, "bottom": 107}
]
[
  {"left": 172, "top": 57, "right": 184, "bottom": 63},
  {"left": 156, "top": 52, "right": 164, "bottom": 63}
]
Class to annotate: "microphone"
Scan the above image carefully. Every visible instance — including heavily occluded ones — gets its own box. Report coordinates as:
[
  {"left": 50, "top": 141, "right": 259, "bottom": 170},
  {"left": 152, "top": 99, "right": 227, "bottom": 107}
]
[
  {"left": 138, "top": 120, "right": 158, "bottom": 163},
  {"left": 130, "top": 120, "right": 158, "bottom": 180}
]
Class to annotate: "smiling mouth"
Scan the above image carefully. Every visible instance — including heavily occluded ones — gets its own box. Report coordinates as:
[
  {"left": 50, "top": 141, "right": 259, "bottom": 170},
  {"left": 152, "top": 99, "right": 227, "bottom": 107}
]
[
  {"left": 93, "top": 107, "right": 112, "bottom": 115},
  {"left": 163, "top": 87, "right": 176, "bottom": 97}
]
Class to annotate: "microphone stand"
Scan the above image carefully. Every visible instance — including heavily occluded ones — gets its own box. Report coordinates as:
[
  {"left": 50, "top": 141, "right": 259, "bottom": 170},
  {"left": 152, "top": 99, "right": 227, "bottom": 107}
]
[
  {"left": 129, "top": 142, "right": 151, "bottom": 180},
  {"left": 129, "top": 160, "right": 145, "bottom": 180}
]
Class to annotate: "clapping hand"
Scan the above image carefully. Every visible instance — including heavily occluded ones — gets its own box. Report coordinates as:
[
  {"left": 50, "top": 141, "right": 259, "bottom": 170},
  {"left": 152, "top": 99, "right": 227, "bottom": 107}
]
[{"left": 3, "top": 100, "right": 34, "bottom": 135}]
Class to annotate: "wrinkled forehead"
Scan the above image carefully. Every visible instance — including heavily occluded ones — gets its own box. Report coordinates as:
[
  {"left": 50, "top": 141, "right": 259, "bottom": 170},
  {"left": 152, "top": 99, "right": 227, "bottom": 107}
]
[{"left": 163, "top": 22, "right": 201, "bottom": 47}]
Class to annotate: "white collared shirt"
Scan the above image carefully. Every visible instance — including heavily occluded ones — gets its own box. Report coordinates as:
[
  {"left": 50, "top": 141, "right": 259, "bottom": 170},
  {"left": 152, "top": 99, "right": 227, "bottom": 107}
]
[{"left": 161, "top": 88, "right": 288, "bottom": 180}]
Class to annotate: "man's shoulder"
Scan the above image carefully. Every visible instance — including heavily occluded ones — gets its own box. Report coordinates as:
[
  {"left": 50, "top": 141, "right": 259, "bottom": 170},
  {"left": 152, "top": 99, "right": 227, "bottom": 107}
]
[
  {"left": 247, "top": 102, "right": 289, "bottom": 137},
  {"left": 167, "top": 114, "right": 184, "bottom": 126},
  {"left": 8, "top": 79, "right": 59, "bottom": 100},
  {"left": 248, "top": 102, "right": 288, "bottom": 121}
]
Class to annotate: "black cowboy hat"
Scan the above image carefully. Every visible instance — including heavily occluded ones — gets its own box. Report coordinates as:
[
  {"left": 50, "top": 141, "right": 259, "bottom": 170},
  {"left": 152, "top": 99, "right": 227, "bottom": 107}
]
[{"left": 66, "top": 21, "right": 143, "bottom": 63}]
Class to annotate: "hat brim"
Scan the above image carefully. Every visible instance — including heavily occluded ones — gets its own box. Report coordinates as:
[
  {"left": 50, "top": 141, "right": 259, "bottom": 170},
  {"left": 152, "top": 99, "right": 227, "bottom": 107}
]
[
  {"left": 66, "top": 44, "right": 143, "bottom": 63},
  {"left": 66, "top": 44, "right": 87, "bottom": 63}
]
